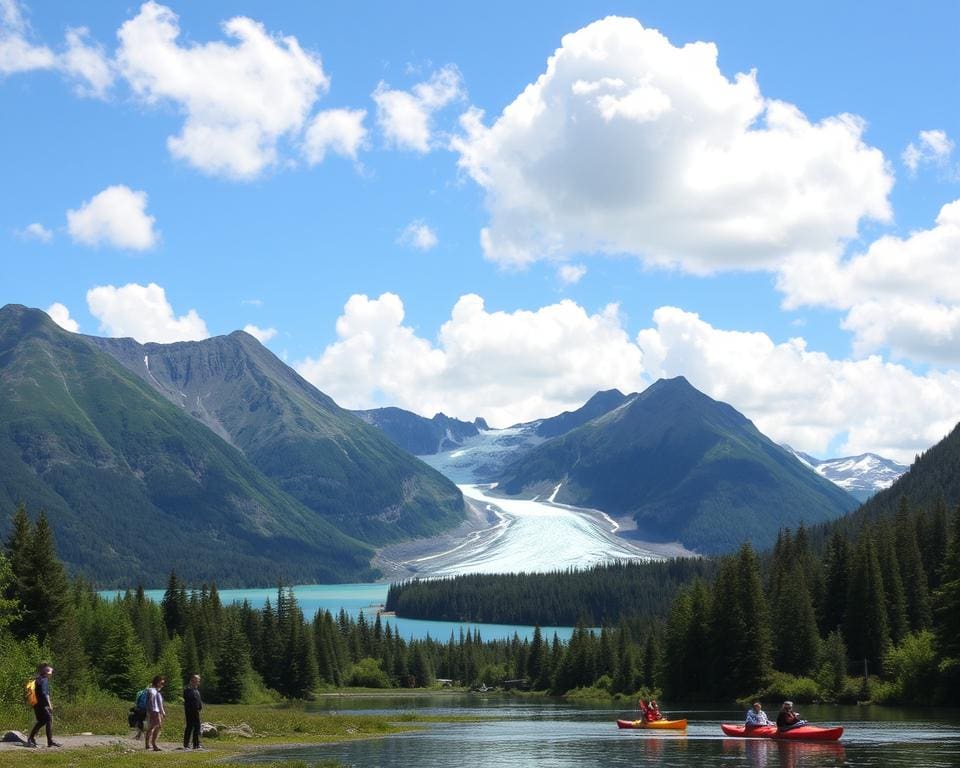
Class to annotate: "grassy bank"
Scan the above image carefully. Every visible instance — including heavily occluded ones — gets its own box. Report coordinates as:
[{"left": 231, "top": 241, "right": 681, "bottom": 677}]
[{"left": 0, "top": 699, "right": 454, "bottom": 767}]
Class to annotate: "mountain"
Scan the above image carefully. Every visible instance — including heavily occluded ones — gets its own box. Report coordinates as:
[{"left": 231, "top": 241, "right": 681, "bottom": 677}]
[
  {"left": 849, "top": 420, "right": 960, "bottom": 525},
  {"left": 529, "top": 389, "right": 630, "bottom": 438},
  {"left": 353, "top": 407, "right": 484, "bottom": 455},
  {"left": 89, "top": 330, "right": 464, "bottom": 545},
  {"left": 0, "top": 304, "right": 374, "bottom": 586},
  {"left": 785, "top": 446, "right": 908, "bottom": 502},
  {"left": 497, "top": 376, "right": 859, "bottom": 553}
]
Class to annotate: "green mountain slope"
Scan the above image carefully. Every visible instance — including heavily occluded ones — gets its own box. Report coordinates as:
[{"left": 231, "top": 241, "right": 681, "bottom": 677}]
[
  {"left": 89, "top": 330, "right": 463, "bottom": 544},
  {"left": 0, "top": 304, "right": 375, "bottom": 586},
  {"left": 846, "top": 420, "right": 960, "bottom": 526},
  {"left": 498, "top": 376, "right": 858, "bottom": 553}
]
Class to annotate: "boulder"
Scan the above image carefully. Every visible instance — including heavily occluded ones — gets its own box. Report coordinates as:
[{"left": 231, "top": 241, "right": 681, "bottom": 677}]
[
  {"left": 2, "top": 731, "right": 27, "bottom": 743},
  {"left": 224, "top": 723, "right": 254, "bottom": 738},
  {"left": 200, "top": 722, "right": 218, "bottom": 738}
]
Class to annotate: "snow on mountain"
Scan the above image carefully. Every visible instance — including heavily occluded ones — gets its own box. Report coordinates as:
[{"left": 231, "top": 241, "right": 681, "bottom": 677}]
[{"left": 783, "top": 446, "right": 908, "bottom": 502}]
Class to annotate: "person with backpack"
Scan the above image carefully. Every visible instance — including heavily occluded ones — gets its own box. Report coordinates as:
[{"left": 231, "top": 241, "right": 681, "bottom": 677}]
[
  {"left": 144, "top": 676, "right": 167, "bottom": 751},
  {"left": 130, "top": 686, "right": 149, "bottom": 738},
  {"left": 26, "top": 663, "right": 60, "bottom": 748},
  {"left": 182, "top": 674, "right": 203, "bottom": 750}
]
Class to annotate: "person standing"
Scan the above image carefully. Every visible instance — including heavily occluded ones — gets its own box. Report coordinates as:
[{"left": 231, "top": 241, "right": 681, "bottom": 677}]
[
  {"left": 144, "top": 676, "right": 167, "bottom": 751},
  {"left": 182, "top": 674, "right": 203, "bottom": 750},
  {"left": 27, "top": 663, "right": 60, "bottom": 748}
]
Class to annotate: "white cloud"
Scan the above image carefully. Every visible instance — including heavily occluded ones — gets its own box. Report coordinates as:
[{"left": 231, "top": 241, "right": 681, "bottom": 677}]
[
  {"left": 66, "top": 185, "right": 158, "bottom": 250},
  {"left": 903, "top": 129, "right": 954, "bottom": 175},
  {"left": 778, "top": 199, "right": 960, "bottom": 364},
  {"left": 302, "top": 108, "right": 367, "bottom": 164},
  {"left": 636, "top": 306, "right": 960, "bottom": 463},
  {"left": 453, "top": 16, "right": 892, "bottom": 273},
  {"left": 296, "top": 293, "right": 960, "bottom": 464},
  {"left": 18, "top": 222, "right": 53, "bottom": 242},
  {"left": 373, "top": 65, "right": 464, "bottom": 152},
  {"left": 558, "top": 263, "right": 587, "bottom": 284},
  {"left": 0, "top": 3, "right": 112, "bottom": 95},
  {"left": 0, "top": 0, "right": 56, "bottom": 74},
  {"left": 243, "top": 324, "right": 277, "bottom": 343},
  {"left": 116, "top": 1, "right": 329, "bottom": 179},
  {"left": 46, "top": 302, "right": 79, "bottom": 332},
  {"left": 61, "top": 27, "right": 114, "bottom": 98},
  {"left": 86, "top": 282, "right": 208, "bottom": 343},
  {"left": 296, "top": 292, "right": 645, "bottom": 427},
  {"left": 399, "top": 220, "right": 438, "bottom": 251}
]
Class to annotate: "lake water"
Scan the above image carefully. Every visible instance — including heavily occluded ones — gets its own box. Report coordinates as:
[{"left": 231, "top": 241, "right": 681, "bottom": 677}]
[
  {"left": 133, "top": 583, "right": 575, "bottom": 642},
  {"left": 233, "top": 698, "right": 960, "bottom": 767}
]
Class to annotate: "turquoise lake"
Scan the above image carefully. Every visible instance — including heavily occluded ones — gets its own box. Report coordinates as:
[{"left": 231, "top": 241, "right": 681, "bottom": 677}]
[{"left": 121, "top": 582, "right": 576, "bottom": 642}]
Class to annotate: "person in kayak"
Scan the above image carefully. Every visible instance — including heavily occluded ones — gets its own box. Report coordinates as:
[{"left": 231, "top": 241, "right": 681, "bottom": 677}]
[
  {"left": 745, "top": 702, "right": 771, "bottom": 726},
  {"left": 645, "top": 700, "right": 664, "bottom": 721},
  {"left": 776, "top": 701, "right": 807, "bottom": 731}
]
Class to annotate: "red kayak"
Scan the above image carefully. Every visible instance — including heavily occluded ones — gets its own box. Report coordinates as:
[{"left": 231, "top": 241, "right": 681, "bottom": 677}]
[{"left": 720, "top": 723, "right": 843, "bottom": 741}]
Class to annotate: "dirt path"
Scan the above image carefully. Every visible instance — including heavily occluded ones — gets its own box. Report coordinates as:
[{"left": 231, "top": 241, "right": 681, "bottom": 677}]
[{"left": 0, "top": 733, "right": 194, "bottom": 752}]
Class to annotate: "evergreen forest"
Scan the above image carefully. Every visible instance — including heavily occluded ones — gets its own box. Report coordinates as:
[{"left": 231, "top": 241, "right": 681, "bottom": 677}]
[{"left": 2, "top": 494, "right": 959, "bottom": 721}]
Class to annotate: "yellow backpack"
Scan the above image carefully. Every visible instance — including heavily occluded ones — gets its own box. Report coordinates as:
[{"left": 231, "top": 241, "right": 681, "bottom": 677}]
[{"left": 25, "top": 679, "right": 37, "bottom": 707}]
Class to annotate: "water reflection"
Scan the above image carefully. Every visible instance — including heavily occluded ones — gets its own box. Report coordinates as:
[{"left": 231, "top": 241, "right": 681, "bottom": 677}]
[
  {"left": 722, "top": 739, "right": 846, "bottom": 768},
  {"left": 235, "top": 699, "right": 960, "bottom": 768}
]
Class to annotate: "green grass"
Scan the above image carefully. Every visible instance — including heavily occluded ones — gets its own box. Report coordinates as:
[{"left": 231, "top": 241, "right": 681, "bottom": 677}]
[{"left": 1, "top": 699, "right": 447, "bottom": 767}]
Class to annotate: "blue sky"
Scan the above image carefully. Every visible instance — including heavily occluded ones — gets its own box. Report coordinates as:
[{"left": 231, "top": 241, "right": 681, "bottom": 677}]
[{"left": 3, "top": 1, "right": 960, "bottom": 462}]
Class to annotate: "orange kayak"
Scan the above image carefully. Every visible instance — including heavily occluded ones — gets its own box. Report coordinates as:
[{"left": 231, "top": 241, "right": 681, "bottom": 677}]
[{"left": 617, "top": 718, "right": 687, "bottom": 730}]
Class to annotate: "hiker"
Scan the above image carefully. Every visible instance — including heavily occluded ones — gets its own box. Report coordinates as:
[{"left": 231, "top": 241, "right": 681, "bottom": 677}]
[
  {"left": 144, "top": 675, "right": 167, "bottom": 751},
  {"left": 745, "top": 701, "right": 771, "bottom": 726},
  {"left": 27, "top": 662, "right": 60, "bottom": 748},
  {"left": 182, "top": 674, "right": 204, "bottom": 750}
]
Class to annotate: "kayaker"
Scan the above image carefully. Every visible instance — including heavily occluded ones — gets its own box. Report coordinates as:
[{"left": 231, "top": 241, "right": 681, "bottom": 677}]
[
  {"left": 645, "top": 700, "right": 664, "bottom": 721},
  {"left": 776, "top": 701, "right": 806, "bottom": 731},
  {"left": 745, "top": 702, "right": 771, "bottom": 726}
]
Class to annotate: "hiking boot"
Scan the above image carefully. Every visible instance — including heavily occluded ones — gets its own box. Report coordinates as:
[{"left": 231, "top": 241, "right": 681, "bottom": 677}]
[
  {"left": 48, "top": 741, "right": 62, "bottom": 748},
  {"left": 25, "top": 740, "right": 37, "bottom": 748}
]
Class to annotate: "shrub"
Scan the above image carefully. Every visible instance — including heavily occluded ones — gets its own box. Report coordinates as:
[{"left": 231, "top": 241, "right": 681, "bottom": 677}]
[
  {"left": 755, "top": 671, "right": 820, "bottom": 703},
  {"left": 346, "top": 658, "right": 391, "bottom": 689}
]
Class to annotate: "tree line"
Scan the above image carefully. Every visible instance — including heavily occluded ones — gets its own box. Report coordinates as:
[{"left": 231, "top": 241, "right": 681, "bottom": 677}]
[
  {"left": 2, "top": 495, "right": 959, "bottom": 710},
  {"left": 385, "top": 558, "right": 717, "bottom": 626}
]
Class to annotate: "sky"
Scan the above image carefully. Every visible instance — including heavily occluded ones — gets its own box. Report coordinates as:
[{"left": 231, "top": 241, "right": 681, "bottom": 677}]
[{"left": 3, "top": 0, "right": 960, "bottom": 464}]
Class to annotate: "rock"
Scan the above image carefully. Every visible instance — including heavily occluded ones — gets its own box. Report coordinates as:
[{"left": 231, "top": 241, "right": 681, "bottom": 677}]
[
  {"left": 200, "top": 722, "right": 218, "bottom": 738},
  {"left": 224, "top": 723, "right": 254, "bottom": 738},
  {"left": 2, "top": 731, "right": 27, "bottom": 743}
]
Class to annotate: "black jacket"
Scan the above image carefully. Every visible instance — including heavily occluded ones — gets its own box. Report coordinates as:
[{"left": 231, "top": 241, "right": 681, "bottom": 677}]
[{"left": 183, "top": 687, "right": 203, "bottom": 713}]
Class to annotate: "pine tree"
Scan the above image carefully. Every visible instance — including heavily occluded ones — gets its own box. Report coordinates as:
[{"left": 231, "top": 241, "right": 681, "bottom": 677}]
[
  {"left": 877, "top": 522, "right": 909, "bottom": 644},
  {"left": 7, "top": 510, "right": 69, "bottom": 643},
  {"left": 160, "top": 571, "right": 188, "bottom": 638},
  {"left": 527, "top": 625, "right": 544, "bottom": 685},
  {"left": 820, "top": 529, "right": 851, "bottom": 635},
  {"left": 845, "top": 531, "right": 889, "bottom": 670},
  {"left": 933, "top": 504, "right": 960, "bottom": 664},
  {"left": 710, "top": 545, "right": 770, "bottom": 697},
  {"left": 101, "top": 609, "right": 147, "bottom": 698},
  {"left": 215, "top": 615, "right": 251, "bottom": 704},
  {"left": 895, "top": 498, "right": 932, "bottom": 631},
  {"left": 0, "top": 551, "right": 21, "bottom": 634},
  {"left": 772, "top": 560, "right": 819, "bottom": 676},
  {"left": 4, "top": 504, "right": 32, "bottom": 638}
]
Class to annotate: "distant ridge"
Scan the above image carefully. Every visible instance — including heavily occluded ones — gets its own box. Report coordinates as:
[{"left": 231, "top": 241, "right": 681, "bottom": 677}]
[
  {"left": 353, "top": 407, "right": 483, "bottom": 455},
  {"left": 784, "top": 445, "right": 907, "bottom": 502},
  {"left": 498, "top": 376, "right": 858, "bottom": 553}
]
